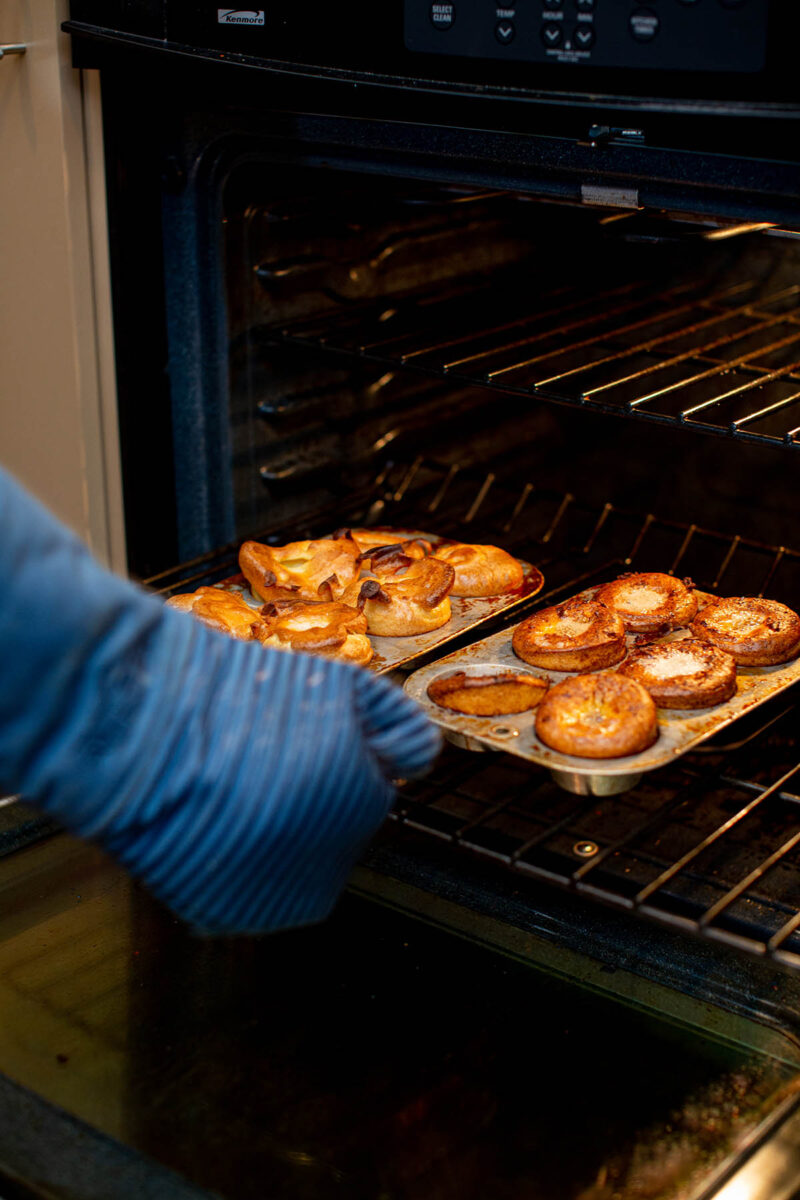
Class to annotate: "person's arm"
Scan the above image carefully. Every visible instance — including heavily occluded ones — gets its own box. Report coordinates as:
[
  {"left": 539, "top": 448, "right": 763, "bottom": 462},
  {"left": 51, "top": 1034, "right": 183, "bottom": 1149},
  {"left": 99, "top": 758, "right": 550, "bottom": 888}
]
[{"left": 0, "top": 467, "right": 440, "bottom": 933}]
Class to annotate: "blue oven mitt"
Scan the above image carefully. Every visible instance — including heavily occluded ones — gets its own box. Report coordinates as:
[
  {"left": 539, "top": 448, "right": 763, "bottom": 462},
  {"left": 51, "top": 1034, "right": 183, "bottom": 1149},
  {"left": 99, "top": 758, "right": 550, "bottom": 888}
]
[{"left": 0, "top": 467, "right": 440, "bottom": 933}]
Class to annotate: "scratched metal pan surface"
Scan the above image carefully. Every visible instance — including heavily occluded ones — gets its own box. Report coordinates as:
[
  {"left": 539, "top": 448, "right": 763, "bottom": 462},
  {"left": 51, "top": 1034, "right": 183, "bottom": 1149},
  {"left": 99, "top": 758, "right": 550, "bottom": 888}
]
[
  {"left": 404, "top": 585, "right": 800, "bottom": 776},
  {"left": 214, "top": 529, "right": 544, "bottom": 675}
]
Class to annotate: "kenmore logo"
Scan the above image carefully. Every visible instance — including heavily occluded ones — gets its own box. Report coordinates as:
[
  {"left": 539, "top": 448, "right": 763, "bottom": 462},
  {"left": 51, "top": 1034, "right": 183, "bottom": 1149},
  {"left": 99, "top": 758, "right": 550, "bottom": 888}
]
[{"left": 217, "top": 9, "right": 265, "bottom": 24}]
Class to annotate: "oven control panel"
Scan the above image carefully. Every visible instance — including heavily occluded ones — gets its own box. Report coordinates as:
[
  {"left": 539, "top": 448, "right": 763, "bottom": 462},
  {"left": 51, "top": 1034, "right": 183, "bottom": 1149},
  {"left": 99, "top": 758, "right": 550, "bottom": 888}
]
[{"left": 405, "top": 0, "right": 768, "bottom": 73}]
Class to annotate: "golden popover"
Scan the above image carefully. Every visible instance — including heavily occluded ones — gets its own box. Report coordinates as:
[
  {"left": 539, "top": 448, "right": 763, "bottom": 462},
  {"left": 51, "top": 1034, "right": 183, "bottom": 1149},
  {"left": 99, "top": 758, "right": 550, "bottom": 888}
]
[
  {"left": 431, "top": 543, "right": 525, "bottom": 597},
  {"left": 340, "top": 552, "right": 455, "bottom": 637},
  {"left": 166, "top": 587, "right": 265, "bottom": 641},
  {"left": 535, "top": 674, "right": 658, "bottom": 759},
  {"left": 512, "top": 597, "right": 627, "bottom": 672},
  {"left": 617, "top": 638, "right": 737, "bottom": 709},
  {"left": 690, "top": 597, "right": 800, "bottom": 666},
  {"left": 258, "top": 599, "right": 373, "bottom": 666},
  {"left": 427, "top": 671, "right": 549, "bottom": 716},
  {"left": 345, "top": 528, "right": 433, "bottom": 562},
  {"left": 595, "top": 572, "right": 698, "bottom": 633},
  {"left": 239, "top": 537, "right": 361, "bottom": 603}
]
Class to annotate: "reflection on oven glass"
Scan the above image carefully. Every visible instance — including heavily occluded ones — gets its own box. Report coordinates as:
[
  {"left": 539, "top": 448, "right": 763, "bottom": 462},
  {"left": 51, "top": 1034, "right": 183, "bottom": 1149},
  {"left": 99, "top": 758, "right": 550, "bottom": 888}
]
[{"left": 0, "top": 830, "right": 795, "bottom": 1199}]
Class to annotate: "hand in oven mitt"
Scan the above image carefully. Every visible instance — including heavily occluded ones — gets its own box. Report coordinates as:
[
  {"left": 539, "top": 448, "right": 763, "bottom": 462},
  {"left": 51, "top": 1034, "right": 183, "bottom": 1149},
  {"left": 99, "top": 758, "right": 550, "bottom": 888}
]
[{"left": 0, "top": 467, "right": 440, "bottom": 934}]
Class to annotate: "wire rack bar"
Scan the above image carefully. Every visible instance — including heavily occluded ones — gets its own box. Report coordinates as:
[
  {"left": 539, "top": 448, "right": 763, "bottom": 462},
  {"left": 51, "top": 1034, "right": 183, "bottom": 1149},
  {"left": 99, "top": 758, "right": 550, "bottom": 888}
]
[
  {"left": 633, "top": 764, "right": 800, "bottom": 907},
  {"left": 444, "top": 283, "right": 687, "bottom": 374},
  {"left": 485, "top": 282, "right": 743, "bottom": 383},
  {"left": 679, "top": 346, "right": 800, "bottom": 420},
  {"left": 393, "top": 279, "right": 640, "bottom": 364},
  {"left": 699, "top": 825, "right": 800, "bottom": 929},
  {"left": 570, "top": 778, "right": 705, "bottom": 883},
  {"left": 583, "top": 314, "right": 785, "bottom": 401},
  {"left": 269, "top": 267, "right": 800, "bottom": 446}
]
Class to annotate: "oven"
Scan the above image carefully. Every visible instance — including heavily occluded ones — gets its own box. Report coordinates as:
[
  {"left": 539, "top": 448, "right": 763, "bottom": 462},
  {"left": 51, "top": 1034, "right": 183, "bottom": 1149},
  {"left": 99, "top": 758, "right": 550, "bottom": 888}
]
[{"left": 4, "top": 2, "right": 800, "bottom": 1197}]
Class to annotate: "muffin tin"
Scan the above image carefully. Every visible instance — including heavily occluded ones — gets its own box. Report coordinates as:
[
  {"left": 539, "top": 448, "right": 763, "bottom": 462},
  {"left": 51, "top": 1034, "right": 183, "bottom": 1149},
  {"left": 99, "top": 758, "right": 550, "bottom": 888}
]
[{"left": 404, "top": 584, "right": 800, "bottom": 794}]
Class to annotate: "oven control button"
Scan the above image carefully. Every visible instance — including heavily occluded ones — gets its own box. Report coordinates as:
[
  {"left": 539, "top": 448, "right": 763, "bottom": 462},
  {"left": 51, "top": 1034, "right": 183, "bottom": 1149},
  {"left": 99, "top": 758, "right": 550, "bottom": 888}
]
[
  {"left": 429, "top": 2, "right": 456, "bottom": 29},
  {"left": 543, "top": 0, "right": 563, "bottom": 7},
  {"left": 495, "top": 20, "right": 516, "bottom": 43},
  {"left": 574, "top": 25, "right": 595, "bottom": 48},
  {"left": 629, "top": 9, "right": 659, "bottom": 40},
  {"left": 541, "top": 24, "right": 563, "bottom": 46},
  {"left": 576, "top": 0, "right": 595, "bottom": 9}
]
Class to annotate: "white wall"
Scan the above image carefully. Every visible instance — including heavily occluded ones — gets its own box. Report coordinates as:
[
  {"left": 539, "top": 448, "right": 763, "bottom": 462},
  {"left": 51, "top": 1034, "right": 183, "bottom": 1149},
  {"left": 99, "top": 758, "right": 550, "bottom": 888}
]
[{"left": 0, "top": 0, "right": 125, "bottom": 570}]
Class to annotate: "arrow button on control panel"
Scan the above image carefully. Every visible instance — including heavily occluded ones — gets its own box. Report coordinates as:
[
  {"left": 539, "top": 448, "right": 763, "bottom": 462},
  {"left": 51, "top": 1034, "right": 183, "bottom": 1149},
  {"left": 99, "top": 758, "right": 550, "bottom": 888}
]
[
  {"left": 495, "top": 20, "right": 516, "bottom": 43},
  {"left": 541, "top": 24, "right": 563, "bottom": 47},
  {"left": 574, "top": 26, "right": 595, "bottom": 48}
]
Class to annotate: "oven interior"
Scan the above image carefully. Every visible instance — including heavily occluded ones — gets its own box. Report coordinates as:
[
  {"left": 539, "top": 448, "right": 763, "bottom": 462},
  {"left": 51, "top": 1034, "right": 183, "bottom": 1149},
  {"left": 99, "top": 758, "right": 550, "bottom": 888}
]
[
  {"left": 210, "top": 169, "right": 800, "bottom": 558},
  {"left": 41, "top": 140, "right": 791, "bottom": 1198},
  {"left": 148, "top": 166, "right": 800, "bottom": 968}
]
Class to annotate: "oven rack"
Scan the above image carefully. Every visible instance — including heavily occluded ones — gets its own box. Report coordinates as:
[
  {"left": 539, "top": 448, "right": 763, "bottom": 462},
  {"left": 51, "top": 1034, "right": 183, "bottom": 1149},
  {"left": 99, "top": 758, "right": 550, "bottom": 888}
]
[
  {"left": 393, "top": 741, "right": 800, "bottom": 972},
  {"left": 259, "top": 267, "right": 800, "bottom": 450},
  {"left": 144, "top": 455, "right": 800, "bottom": 970},
  {"left": 376, "top": 461, "right": 800, "bottom": 970}
]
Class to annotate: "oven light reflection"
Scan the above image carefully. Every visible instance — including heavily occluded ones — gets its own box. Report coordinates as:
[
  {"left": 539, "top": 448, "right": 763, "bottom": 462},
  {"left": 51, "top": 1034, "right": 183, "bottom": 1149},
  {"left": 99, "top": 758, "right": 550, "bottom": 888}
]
[{"left": 712, "top": 1123, "right": 800, "bottom": 1200}]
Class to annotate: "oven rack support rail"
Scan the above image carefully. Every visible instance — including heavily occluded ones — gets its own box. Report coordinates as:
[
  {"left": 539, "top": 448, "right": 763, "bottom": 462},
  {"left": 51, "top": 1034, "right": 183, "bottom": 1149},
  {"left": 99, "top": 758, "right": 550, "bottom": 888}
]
[
  {"left": 261, "top": 269, "right": 800, "bottom": 450},
  {"left": 144, "top": 455, "right": 800, "bottom": 971}
]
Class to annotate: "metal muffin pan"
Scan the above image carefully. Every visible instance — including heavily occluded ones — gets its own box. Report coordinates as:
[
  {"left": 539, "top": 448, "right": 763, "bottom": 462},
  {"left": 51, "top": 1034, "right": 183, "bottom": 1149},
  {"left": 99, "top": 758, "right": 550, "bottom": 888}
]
[
  {"left": 403, "top": 585, "right": 800, "bottom": 794},
  {"left": 216, "top": 529, "right": 544, "bottom": 674}
]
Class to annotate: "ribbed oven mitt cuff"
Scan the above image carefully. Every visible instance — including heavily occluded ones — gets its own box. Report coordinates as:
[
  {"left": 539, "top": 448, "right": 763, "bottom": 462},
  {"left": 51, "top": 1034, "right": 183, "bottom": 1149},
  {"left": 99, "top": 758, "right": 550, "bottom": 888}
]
[{"left": 0, "top": 468, "right": 441, "bottom": 934}]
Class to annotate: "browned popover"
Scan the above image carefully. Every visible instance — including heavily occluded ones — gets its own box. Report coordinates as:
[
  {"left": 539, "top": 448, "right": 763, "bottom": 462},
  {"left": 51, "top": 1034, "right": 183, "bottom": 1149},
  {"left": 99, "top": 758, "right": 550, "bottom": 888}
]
[
  {"left": 427, "top": 671, "right": 549, "bottom": 716},
  {"left": 595, "top": 573, "right": 698, "bottom": 633},
  {"left": 340, "top": 552, "right": 454, "bottom": 637},
  {"left": 512, "top": 597, "right": 627, "bottom": 672},
  {"left": 166, "top": 587, "right": 265, "bottom": 641},
  {"left": 258, "top": 599, "right": 373, "bottom": 666},
  {"left": 535, "top": 674, "right": 658, "bottom": 759},
  {"left": 431, "top": 543, "right": 525, "bottom": 597},
  {"left": 239, "top": 538, "right": 361, "bottom": 603},
  {"left": 617, "top": 639, "right": 737, "bottom": 709},
  {"left": 690, "top": 597, "right": 800, "bottom": 666}
]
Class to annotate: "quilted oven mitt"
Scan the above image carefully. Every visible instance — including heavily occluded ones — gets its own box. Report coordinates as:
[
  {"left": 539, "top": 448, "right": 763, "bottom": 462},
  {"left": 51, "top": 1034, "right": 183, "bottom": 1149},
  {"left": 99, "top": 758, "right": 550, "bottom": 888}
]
[{"left": 0, "top": 467, "right": 440, "bottom": 933}]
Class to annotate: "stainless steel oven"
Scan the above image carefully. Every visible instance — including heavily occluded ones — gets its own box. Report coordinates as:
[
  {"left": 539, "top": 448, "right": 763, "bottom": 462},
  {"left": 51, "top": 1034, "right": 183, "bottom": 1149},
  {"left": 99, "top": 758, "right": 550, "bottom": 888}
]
[{"left": 5, "top": 4, "right": 800, "bottom": 1196}]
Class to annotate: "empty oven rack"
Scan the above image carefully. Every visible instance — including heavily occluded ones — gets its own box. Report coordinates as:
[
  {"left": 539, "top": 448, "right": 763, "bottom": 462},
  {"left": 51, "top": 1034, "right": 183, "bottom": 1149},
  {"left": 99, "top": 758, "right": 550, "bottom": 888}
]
[
  {"left": 261, "top": 270, "right": 800, "bottom": 449},
  {"left": 144, "top": 455, "right": 800, "bottom": 970}
]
